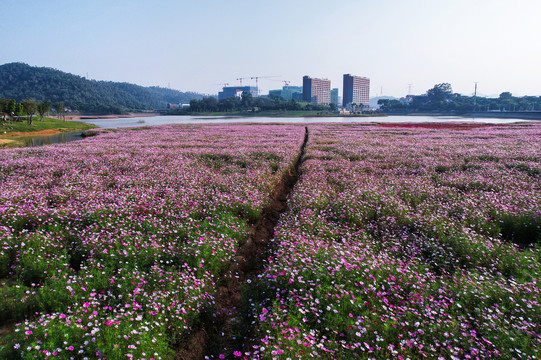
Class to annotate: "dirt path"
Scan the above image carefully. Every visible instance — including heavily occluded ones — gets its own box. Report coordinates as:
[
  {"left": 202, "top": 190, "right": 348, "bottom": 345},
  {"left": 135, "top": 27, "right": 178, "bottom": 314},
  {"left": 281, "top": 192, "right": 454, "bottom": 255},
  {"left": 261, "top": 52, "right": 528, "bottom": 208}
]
[
  {"left": 1, "top": 129, "right": 63, "bottom": 138},
  {"left": 177, "top": 127, "right": 310, "bottom": 359}
]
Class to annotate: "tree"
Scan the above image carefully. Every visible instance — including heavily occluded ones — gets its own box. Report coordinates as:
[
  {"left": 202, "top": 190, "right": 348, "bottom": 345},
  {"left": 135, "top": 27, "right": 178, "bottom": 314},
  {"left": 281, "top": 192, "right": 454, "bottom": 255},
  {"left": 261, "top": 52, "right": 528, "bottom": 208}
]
[
  {"left": 22, "top": 99, "right": 38, "bottom": 125},
  {"left": 37, "top": 101, "right": 52, "bottom": 121},
  {"left": 499, "top": 92, "right": 513, "bottom": 100},
  {"left": 427, "top": 83, "right": 453, "bottom": 104},
  {"left": 241, "top": 91, "right": 254, "bottom": 108},
  {"left": 6, "top": 100, "right": 17, "bottom": 123},
  {"left": 0, "top": 98, "right": 8, "bottom": 123},
  {"left": 54, "top": 102, "right": 65, "bottom": 121}
]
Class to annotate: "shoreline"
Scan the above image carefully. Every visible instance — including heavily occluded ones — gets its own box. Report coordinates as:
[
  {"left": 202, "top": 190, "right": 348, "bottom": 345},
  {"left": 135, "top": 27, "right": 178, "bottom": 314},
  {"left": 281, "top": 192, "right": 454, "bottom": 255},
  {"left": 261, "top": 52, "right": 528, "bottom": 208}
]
[
  {"left": 382, "top": 111, "right": 541, "bottom": 121},
  {"left": 63, "top": 112, "right": 160, "bottom": 120}
]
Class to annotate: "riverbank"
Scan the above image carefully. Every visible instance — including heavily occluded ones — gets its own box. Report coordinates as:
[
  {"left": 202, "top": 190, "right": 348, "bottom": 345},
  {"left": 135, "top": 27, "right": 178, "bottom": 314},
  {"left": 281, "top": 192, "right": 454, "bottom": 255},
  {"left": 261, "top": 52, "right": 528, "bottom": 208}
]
[
  {"left": 0, "top": 117, "right": 96, "bottom": 148},
  {"left": 384, "top": 111, "right": 541, "bottom": 120},
  {"left": 177, "top": 110, "right": 385, "bottom": 117},
  {"left": 64, "top": 112, "right": 159, "bottom": 120}
]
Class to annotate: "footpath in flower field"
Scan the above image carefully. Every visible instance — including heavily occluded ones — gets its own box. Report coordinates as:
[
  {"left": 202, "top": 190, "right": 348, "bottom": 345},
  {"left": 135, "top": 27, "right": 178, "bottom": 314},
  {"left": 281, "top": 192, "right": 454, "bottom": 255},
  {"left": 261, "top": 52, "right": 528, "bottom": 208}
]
[
  {"left": 199, "top": 126, "right": 309, "bottom": 359},
  {"left": 245, "top": 123, "right": 541, "bottom": 359},
  {"left": 0, "top": 124, "right": 307, "bottom": 359}
]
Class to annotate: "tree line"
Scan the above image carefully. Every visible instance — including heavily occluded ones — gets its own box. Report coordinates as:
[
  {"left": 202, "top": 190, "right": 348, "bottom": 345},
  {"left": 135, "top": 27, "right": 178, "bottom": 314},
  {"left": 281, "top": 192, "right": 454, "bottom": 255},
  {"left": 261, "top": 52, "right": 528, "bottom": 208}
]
[
  {"left": 0, "top": 63, "right": 204, "bottom": 114},
  {"left": 181, "top": 92, "right": 334, "bottom": 113},
  {"left": 378, "top": 83, "right": 541, "bottom": 113},
  {"left": 0, "top": 98, "right": 66, "bottom": 125}
]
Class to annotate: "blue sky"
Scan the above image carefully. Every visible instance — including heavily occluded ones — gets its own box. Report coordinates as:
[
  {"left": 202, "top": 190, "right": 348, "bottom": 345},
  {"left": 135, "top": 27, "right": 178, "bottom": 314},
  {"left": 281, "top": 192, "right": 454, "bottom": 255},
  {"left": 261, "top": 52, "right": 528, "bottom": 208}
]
[{"left": 1, "top": 0, "right": 540, "bottom": 97}]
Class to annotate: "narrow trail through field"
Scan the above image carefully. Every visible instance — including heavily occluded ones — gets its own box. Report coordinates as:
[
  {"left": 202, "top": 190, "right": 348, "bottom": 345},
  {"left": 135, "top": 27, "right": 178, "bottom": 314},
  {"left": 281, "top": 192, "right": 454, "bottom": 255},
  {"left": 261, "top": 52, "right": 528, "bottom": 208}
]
[{"left": 178, "top": 127, "right": 309, "bottom": 359}]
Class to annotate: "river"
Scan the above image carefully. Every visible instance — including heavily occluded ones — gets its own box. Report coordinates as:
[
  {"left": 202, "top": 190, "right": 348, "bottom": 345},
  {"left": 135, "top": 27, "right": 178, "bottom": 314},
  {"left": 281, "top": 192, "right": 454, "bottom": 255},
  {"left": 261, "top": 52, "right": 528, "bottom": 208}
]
[
  {"left": 82, "top": 114, "right": 532, "bottom": 128},
  {"left": 12, "top": 115, "right": 535, "bottom": 148}
]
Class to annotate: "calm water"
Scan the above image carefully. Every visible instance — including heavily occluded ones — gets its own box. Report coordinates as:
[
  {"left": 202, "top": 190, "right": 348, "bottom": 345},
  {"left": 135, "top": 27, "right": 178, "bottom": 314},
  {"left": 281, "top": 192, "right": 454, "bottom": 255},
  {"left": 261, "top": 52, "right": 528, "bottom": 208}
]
[
  {"left": 81, "top": 115, "right": 532, "bottom": 129},
  {"left": 20, "top": 131, "right": 84, "bottom": 147},
  {"left": 12, "top": 115, "right": 534, "bottom": 148}
]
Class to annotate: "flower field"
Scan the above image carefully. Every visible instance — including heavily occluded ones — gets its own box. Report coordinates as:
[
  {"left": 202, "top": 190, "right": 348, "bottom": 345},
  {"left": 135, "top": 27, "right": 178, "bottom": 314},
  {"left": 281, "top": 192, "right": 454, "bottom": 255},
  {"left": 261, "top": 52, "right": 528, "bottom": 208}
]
[
  {"left": 1, "top": 122, "right": 540, "bottom": 359},
  {"left": 0, "top": 124, "right": 306, "bottom": 359},
  {"left": 248, "top": 124, "right": 541, "bottom": 359}
]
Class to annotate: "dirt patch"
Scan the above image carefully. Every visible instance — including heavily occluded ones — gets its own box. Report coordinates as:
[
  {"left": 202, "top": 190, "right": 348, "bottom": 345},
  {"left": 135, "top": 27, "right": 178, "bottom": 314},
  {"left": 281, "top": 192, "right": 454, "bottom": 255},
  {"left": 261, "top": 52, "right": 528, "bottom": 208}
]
[
  {"left": 179, "top": 127, "right": 310, "bottom": 359},
  {"left": 1, "top": 129, "right": 62, "bottom": 138},
  {"left": 376, "top": 123, "right": 502, "bottom": 130},
  {"left": 0, "top": 139, "right": 15, "bottom": 145}
]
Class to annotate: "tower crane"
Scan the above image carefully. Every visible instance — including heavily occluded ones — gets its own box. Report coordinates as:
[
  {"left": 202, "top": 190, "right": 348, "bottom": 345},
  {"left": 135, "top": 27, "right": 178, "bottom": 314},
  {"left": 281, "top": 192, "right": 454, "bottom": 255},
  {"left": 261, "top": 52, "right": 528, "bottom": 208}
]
[
  {"left": 236, "top": 77, "right": 250, "bottom": 86},
  {"left": 250, "top": 75, "right": 280, "bottom": 95}
]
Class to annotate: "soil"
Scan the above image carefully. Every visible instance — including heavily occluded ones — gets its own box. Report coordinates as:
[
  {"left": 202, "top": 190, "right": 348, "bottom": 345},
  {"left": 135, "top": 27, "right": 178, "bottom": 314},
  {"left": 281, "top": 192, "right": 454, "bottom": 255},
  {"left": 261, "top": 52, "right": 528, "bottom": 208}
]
[
  {"left": 1, "top": 129, "right": 63, "bottom": 138},
  {"left": 177, "top": 127, "right": 309, "bottom": 359}
]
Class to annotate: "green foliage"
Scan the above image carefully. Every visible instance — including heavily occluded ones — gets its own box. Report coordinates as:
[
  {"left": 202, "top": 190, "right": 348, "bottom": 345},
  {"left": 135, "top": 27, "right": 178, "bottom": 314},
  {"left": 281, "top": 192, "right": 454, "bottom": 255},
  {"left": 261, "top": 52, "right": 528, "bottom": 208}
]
[
  {"left": 0, "top": 63, "right": 204, "bottom": 114},
  {"left": 21, "top": 99, "right": 37, "bottom": 125},
  {"left": 36, "top": 101, "right": 51, "bottom": 121},
  {"left": 379, "top": 82, "right": 541, "bottom": 113},
  {"left": 0, "top": 116, "right": 95, "bottom": 137},
  {"left": 188, "top": 95, "right": 332, "bottom": 113},
  {"left": 500, "top": 214, "right": 541, "bottom": 246}
]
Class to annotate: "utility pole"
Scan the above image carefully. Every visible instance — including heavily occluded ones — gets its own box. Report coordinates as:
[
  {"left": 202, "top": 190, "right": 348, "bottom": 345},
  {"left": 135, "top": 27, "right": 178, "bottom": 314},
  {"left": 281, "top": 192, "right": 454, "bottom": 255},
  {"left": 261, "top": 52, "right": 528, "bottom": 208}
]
[
  {"left": 473, "top": 82, "right": 478, "bottom": 111},
  {"left": 408, "top": 84, "right": 413, "bottom": 95}
]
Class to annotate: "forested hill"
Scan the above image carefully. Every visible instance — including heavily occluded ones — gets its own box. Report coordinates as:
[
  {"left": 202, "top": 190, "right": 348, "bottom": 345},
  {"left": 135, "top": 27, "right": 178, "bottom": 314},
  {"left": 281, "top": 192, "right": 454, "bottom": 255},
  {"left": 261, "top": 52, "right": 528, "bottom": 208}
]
[{"left": 0, "top": 63, "right": 204, "bottom": 114}]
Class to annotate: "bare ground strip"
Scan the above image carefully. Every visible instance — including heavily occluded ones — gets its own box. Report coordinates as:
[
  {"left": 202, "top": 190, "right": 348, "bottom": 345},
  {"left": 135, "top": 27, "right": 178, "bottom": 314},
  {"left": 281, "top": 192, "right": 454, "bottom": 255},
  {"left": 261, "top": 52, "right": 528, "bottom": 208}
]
[{"left": 177, "top": 127, "right": 309, "bottom": 359}]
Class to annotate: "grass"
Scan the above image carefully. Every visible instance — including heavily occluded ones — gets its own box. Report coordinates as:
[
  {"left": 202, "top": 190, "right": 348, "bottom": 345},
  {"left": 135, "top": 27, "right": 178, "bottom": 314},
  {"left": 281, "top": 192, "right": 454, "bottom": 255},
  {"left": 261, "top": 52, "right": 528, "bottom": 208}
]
[
  {"left": 0, "top": 117, "right": 96, "bottom": 134},
  {"left": 0, "top": 117, "right": 96, "bottom": 148}
]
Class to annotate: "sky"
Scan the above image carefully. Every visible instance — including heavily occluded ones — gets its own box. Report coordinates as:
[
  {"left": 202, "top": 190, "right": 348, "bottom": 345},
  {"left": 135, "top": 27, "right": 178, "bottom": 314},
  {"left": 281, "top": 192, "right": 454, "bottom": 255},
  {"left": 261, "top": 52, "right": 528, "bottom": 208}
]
[{"left": 1, "top": 0, "right": 540, "bottom": 98}]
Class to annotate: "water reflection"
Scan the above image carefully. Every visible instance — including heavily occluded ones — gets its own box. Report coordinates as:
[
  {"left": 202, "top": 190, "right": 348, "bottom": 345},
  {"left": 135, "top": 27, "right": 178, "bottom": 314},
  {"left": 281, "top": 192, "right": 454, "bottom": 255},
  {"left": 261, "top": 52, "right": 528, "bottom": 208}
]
[{"left": 21, "top": 131, "right": 84, "bottom": 147}]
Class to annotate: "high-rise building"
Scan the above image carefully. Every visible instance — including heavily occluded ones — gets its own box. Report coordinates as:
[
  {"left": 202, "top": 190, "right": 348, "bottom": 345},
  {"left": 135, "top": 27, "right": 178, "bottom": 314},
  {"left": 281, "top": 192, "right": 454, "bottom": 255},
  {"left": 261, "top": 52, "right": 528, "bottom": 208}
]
[
  {"left": 302, "top": 76, "right": 331, "bottom": 104},
  {"left": 218, "top": 86, "right": 258, "bottom": 100},
  {"left": 343, "top": 74, "right": 370, "bottom": 108},
  {"left": 330, "top": 88, "right": 339, "bottom": 105}
]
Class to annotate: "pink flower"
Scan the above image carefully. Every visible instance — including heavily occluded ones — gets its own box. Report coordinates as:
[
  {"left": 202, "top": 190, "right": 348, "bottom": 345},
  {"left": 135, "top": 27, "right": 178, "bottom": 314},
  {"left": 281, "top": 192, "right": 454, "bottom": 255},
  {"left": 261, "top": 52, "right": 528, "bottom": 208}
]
[{"left": 233, "top": 351, "right": 242, "bottom": 357}]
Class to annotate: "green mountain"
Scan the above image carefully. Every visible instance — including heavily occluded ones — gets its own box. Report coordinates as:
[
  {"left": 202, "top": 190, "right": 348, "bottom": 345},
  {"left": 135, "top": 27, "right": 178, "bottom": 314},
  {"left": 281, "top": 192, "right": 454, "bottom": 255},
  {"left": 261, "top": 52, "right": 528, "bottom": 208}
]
[{"left": 0, "top": 63, "right": 204, "bottom": 114}]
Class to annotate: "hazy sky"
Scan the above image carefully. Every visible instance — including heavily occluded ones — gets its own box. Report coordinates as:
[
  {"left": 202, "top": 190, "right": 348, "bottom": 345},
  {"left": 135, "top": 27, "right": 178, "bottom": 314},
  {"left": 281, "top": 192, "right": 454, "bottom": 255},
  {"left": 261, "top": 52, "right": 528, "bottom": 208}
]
[{"left": 2, "top": 0, "right": 540, "bottom": 98}]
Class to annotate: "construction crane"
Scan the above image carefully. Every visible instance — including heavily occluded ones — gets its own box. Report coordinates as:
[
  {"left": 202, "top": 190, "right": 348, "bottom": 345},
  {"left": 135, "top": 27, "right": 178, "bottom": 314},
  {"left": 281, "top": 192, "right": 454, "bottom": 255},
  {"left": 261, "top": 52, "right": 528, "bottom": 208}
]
[
  {"left": 250, "top": 76, "right": 280, "bottom": 95},
  {"left": 236, "top": 77, "right": 250, "bottom": 86},
  {"left": 282, "top": 80, "right": 290, "bottom": 89},
  {"left": 250, "top": 75, "right": 280, "bottom": 88}
]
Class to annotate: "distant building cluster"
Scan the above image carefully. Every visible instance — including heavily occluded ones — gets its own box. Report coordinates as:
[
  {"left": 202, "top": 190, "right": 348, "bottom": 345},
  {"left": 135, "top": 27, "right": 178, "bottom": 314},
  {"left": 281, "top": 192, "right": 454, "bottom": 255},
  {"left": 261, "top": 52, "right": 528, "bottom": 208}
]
[
  {"left": 167, "top": 103, "right": 190, "bottom": 109},
  {"left": 269, "top": 86, "right": 303, "bottom": 101},
  {"left": 218, "top": 73, "right": 370, "bottom": 109},
  {"left": 218, "top": 86, "right": 258, "bottom": 101}
]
